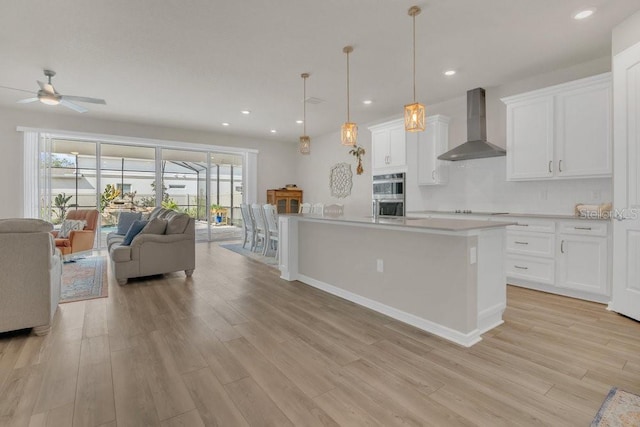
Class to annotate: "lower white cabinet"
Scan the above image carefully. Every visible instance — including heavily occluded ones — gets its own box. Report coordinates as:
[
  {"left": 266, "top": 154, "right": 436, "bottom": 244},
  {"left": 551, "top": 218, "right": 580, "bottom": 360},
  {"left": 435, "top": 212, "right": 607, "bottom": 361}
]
[
  {"left": 505, "top": 217, "right": 610, "bottom": 302},
  {"left": 557, "top": 234, "right": 608, "bottom": 295}
]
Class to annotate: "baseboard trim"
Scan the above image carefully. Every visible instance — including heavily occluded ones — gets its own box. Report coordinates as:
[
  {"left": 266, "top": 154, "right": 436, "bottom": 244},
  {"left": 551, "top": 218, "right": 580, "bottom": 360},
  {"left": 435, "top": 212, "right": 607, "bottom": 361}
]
[
  {"left": 477, "top": 302, "right": 506, "bottom": 334},
  {"left": 297, "top": 274, "right": 482, "bottom": 347}
]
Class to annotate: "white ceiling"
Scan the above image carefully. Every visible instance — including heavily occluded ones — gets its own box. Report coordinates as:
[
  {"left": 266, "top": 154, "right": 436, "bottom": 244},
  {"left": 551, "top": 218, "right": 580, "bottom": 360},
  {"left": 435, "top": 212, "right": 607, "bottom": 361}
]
[{"left": 0, "top": 0, "right": 637, "bottom": 142}]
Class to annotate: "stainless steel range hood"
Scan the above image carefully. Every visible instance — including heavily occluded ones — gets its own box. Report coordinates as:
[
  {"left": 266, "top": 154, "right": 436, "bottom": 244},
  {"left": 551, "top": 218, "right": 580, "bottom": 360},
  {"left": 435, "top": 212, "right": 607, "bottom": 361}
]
[{"left": 438, "top": 88, "right": 506, "bottom": 161}]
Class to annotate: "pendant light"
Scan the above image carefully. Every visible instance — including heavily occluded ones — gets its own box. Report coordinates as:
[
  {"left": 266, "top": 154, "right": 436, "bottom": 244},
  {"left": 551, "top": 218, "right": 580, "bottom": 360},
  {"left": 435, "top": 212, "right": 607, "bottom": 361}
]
[
  {"left": 405, "top": 6, "right": 425, "bottom": 132},
  {"left": 341, "top": 45, "right": 357, "bottom": 146},
  {"left": 299, "top": 73, "right": 311, "bottom": 154}
]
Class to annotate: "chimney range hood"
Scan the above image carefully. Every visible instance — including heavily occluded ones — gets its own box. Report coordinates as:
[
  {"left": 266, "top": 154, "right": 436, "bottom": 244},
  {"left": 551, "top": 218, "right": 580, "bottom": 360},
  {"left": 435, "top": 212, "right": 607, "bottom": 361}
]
[{"left": 437, "top": 88, "right": 506, "bottom": 161}]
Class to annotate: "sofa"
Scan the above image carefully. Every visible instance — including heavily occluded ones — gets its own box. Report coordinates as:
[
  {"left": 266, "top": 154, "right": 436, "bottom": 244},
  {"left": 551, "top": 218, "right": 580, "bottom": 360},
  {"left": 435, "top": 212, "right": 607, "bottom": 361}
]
[
  {"left": 107, "top": 207, "right": 195, "bottom": 285},
  {"left": 0, "top": 218, "right": 62, "bottom": 336}
]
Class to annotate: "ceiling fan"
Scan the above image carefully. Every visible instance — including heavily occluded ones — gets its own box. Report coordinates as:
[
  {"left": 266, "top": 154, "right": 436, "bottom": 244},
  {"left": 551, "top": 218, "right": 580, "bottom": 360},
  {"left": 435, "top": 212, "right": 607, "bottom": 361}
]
[{"left": 0, "top": 69, "right": 106, "bottom": 113}]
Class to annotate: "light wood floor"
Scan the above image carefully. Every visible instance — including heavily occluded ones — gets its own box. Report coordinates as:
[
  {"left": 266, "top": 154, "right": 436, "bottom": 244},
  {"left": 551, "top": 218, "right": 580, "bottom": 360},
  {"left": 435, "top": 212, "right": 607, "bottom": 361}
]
[{"left": 1, "top": 243, "right": 639, "bottom": 426}]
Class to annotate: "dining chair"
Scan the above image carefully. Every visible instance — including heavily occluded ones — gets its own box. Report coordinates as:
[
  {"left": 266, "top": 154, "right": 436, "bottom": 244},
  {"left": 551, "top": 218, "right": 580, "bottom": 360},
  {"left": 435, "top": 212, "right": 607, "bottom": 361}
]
[
  {"left": 250, "top": 203, "right": 268, "bottom": 253},
  {"left": 323, "top": 203, "right": 344, "bottom": 216},
  {"left": 299, "top": 202, "right": 312, "bottom": 214},
  {"left": 262, "top": 204, "right": 279, "bottom": 258},
  {"left": 239, "top": 204, "right": 255, "bottom": 249},
  {"left": 311, "top": 203, "right": 324, "bottom": 215}
]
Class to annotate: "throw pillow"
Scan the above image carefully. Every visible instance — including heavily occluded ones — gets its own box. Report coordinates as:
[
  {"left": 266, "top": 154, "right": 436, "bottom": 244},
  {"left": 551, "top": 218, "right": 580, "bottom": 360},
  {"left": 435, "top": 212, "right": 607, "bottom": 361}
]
[
  {"left": 122, "top": 220, "right": 148, "bottom": 246},
  {"left": 141, "top": 218, "right": 167, "bottom": 235},
  {"left": 58, "top": 219, "right": 86, "bottom": 238},
  {"left": 166, "top": 214, "right": 190, "bottom": 234},
  {"left": 116, "top": 211, "right": 143, "bottom": 235}
]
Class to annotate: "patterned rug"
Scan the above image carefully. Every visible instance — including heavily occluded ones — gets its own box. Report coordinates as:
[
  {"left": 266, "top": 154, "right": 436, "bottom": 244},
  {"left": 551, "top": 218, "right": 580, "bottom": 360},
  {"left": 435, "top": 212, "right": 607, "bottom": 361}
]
[
  {"left": 220, "top": 243, "right": 278, "bottom": 267},
  {"left": 61, "top": 255, "right": 109, "bottom": 303},
  {"left": 592, "top": 387, "right": 640, "bottom": 426}
]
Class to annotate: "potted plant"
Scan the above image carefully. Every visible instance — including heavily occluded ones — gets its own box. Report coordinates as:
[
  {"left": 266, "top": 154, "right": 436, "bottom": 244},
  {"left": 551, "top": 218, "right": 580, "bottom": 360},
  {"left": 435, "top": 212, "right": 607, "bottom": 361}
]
[{"left": 349, "top": 145, "right": 366, "bottom": 175}]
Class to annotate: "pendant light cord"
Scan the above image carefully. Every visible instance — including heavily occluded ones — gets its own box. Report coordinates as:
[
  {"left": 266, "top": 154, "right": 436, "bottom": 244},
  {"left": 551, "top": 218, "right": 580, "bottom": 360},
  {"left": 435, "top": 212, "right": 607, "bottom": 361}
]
[
  {"left": 412, "top": 12, "right": 416, "bottom": 103},
  {"left": 346, "top": 49, "right": 350, "bottom": 122},
  {"left": 303, "top": 76, "right": 307, "bottom": 135}
]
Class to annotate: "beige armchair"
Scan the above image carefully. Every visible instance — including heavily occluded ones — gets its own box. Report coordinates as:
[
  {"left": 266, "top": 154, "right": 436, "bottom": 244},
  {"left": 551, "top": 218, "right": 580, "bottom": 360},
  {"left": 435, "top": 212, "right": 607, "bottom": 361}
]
[{"left": 0, "top": 219, "right": 62, "bottom": 336}]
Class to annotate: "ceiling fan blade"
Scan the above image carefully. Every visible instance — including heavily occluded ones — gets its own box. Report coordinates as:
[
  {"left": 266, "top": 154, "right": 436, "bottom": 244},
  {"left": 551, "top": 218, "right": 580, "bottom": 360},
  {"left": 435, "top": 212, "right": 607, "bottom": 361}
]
[
  {"left": 60, "top": 99, "right": 88, "bottom": 113},
  {"left": 16, "top": 97, "right": 39, "bottom": 104},
  {"left": 37, "top": 80, "right": 56, "bottom": 94},
  {"left": 62, "top": 95, "right": 106, "bottom": 105},
  {"left": 0, "top": 85, "right": 37, "bottom": 94}
]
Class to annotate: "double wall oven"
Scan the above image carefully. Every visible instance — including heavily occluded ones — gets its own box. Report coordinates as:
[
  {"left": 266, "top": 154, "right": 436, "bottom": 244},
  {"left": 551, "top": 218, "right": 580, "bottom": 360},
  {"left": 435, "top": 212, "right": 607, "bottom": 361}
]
[{"left": 372, "top": 173, "right": 405, "bottom": 217}]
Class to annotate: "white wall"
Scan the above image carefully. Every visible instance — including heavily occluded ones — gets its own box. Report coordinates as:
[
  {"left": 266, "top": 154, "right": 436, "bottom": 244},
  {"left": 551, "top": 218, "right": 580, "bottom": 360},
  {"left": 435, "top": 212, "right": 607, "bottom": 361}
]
[
  {"left": 613, "top": 9, "right": 640, "bottom": 55},
  {"left": 301, "top": 56, "right": 613, "bottom": 216},
  {"left": 295, "top": 128, "right": 373, "bottom": 217},
  {"left": 0, "top": 107, "right": 298, "bottom": 218}
]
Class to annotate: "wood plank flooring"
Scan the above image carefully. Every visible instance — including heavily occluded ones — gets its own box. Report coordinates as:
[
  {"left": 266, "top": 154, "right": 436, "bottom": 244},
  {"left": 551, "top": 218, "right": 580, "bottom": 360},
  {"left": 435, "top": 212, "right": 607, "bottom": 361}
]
[{"left": 1, "top": 242, "right": 639, "bottom": 426}]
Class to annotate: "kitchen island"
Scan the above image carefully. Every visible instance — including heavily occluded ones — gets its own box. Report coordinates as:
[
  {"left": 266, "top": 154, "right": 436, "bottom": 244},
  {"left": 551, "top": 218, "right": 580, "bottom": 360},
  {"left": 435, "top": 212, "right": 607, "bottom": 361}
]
[{"left": 278, "top": 214, "right": 515, "bottom": 347}]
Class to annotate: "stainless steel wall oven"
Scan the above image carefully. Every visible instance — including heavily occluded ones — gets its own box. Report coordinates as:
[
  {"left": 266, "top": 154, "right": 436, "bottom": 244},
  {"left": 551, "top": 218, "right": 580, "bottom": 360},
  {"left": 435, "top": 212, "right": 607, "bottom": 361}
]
[{"left": 372, "top": 173, "right": 405, "bottom": 217}]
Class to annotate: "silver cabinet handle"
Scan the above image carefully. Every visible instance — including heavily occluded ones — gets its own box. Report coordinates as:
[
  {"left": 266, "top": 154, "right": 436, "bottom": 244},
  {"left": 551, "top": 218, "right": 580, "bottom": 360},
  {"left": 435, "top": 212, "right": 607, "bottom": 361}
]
[
  {"left": 515, "top": 223, "right": 529, "bottom": 227},
  {"left": 548, "top": 161, "right": 552, "bottom": 173},
  {"left": 560, "top": 240, "right": 565, "bottom": 253},
  {"left": 514, "top": 265, "right": 528, "bottom": 270},
  {"left": 574, "top": 226, "right": 592, "bottom": 230},
  {"left": 432, "top": 170, "right": 436, "bottom": 180},
  {"left": 514, "top": 241, "right": 529, "bottom": 245},
  {"left": 559, "top": 159, "right": 563, "bottom": 172}
]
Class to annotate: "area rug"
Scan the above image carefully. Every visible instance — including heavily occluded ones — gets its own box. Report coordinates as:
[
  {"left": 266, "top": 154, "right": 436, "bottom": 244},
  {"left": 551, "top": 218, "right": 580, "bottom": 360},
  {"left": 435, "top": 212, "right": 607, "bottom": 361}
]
[
  {"left": 592, "top": 387, "right": 640, "bottom": 426},
  {"left": 60, "top": 255, "right": 109, "bottom": 303},
  {"left": 220, "top": 243, "right": 278, "bottom": 267}
]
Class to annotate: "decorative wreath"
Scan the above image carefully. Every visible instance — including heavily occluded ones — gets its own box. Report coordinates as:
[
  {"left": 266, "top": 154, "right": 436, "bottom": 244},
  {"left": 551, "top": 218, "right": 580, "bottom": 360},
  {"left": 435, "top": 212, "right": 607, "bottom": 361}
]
[{"left": 329, "top": 163, "right": 353, "bottom": 199}]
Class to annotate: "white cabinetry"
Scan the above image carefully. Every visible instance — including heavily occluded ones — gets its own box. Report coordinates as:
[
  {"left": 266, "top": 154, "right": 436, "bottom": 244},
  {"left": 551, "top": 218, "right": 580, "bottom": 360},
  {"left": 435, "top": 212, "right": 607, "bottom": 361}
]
[
  {"left": 417, "top": 115, "right": 450, "bottom": 185},
  {"left": 370, "top": 119, "right": 406, "bottom": 173},
  {"left": 502, "top": 73, "right": 612, "bottom": 181},
  {"left": 505, "top": 217, "right": 610, "bottom": 302}
]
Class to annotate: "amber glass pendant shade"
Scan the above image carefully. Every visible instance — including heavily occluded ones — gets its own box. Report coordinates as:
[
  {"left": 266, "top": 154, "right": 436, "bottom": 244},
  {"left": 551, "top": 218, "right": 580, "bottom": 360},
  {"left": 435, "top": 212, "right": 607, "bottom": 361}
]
[
  {"left": 341, "top": 122, "right": 357, "bottom": 146},
  {"left": 404, "top": 102, "right": 425, "bottom": 132}
]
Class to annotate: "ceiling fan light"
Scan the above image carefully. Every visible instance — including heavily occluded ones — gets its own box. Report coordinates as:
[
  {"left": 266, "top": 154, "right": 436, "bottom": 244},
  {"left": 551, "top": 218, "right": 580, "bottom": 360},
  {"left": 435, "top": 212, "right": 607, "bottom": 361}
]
[
  {"left": 341, "top": 122, "right": 357, "bottom": 146},
  {"left": 39, "top": 94, "right": 60, "bottom": 105},
  {"left": 299, "top": 136, "right": 311, "bottom": 154},
  {"left": 404, "top": 102, "right": 425, "bottom": 132}
]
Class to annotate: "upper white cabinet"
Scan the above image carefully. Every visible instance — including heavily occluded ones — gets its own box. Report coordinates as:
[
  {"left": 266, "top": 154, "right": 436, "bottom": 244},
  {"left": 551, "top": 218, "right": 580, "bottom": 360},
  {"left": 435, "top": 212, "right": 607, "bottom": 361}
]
[
  {"left": 369, "top": 118, "right": 406, "bottom": 173},
  {"left": 417, "top": 115, "right": 450, "bottom": 185},
  {"left": 502, "top": 73, "right": 612, "bottom": 181}
]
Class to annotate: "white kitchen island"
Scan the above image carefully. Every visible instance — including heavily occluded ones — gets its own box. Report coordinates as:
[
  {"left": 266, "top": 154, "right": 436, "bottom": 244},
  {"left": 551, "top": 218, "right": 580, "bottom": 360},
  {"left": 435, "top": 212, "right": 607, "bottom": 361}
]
[{"left": 278, "top": 214, "right": 515, "bottom": 347}]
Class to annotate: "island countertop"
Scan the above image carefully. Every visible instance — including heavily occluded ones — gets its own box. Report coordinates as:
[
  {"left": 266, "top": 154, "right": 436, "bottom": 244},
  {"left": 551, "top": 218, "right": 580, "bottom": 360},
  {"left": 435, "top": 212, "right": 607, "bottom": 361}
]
[{"left": 281, "top": 213, "right": 516, "bottom": 234}]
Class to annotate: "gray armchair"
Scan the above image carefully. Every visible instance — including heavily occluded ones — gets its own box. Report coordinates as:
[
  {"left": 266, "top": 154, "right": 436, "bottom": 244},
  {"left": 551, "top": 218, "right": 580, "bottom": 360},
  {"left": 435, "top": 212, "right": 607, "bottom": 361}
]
[{"left": 0, "top": 219, "right": 62, "bottom": 336}]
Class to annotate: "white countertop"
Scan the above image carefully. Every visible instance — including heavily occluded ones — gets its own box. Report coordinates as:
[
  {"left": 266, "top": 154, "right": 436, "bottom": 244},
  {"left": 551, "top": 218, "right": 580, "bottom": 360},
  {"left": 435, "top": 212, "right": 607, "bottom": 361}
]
[
  {"left": 284, "top": 213, "right": 515, "bottom": 233},
  {"left": 407, "top": 210, "right": 611, "bottom": 221}
]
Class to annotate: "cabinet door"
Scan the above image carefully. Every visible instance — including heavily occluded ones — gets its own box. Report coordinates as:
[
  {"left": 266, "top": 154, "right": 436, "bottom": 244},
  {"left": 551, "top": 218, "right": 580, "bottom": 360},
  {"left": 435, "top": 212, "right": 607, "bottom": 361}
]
[
  {"left": 288, "top": 198, "right": 300, "bottom": 214},
  {"left": 275, "top": 198, "right": 287, "bottom": 214},
  {"left": 557, "top": 235, "right": 608, "bottom": 295},
  {"left": 371, "top": 129, "right": 389, "bottom": 170},
  {"left": 387, "top": 126, "right": 406, "bottom": 168},
  {"left": 417, "top": 129, "right": 437, "bottom": 184},
  {"left": 555, "top": 82, "right": 612, "bottom": 177},
  {"left": 506, "top": 97, "right": 554, "bottom": 180}
]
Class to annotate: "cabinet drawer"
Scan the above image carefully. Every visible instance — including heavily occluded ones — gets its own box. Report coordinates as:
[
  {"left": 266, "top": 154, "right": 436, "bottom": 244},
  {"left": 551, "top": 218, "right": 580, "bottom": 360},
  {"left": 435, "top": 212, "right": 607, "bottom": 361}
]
[
  {"left": 506, "top": 219, "right": 555, "bottom": 233},
  {"left": 558, "top": 221, "right": 607, "bottom": 236},
  {"left": 506, "top": 231, "right": 555, "bottom": 257},
  {"left": 506, "top": 256, "right": 555, "bottom": 285}
]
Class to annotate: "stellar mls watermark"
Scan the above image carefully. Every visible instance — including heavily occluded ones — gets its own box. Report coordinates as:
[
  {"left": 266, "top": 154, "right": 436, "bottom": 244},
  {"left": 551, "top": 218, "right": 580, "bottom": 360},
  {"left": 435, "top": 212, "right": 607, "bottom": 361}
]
[{"left": 579, "top": 207, "right": 640, "bottom": 220}]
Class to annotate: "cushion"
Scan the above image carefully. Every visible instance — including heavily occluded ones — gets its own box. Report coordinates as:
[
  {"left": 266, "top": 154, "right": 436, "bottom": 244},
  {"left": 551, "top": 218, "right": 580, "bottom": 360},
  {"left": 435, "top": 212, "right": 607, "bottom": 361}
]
[
  {"left": 58, "top": 219, "right": 86, "bottom": 238},
  {"left": 166, "top": 214, "right": 190, "bottom": 234},
  {"left": 141, "top": 218, "right": 167, "bottom": 235},
  {"left": 0, "top": 218, "right": 53, "bottom": 233},
  {"left": 116, "top": 211, "right": 143, "bottom": 235},
  {"left": 148, "top": 207, "right": 167, "bottom": 220},
  {"left": 54, "top": 238, "right": 72, "bottom": 247},
  {"left": 122, "top": 220, "right": 148, "bottom": 246}
]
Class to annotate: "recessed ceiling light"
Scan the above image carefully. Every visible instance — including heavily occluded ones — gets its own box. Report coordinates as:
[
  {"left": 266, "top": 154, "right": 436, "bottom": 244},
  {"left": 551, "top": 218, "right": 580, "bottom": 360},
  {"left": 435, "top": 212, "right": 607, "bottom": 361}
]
[
  {"left": 363, "top": 99, "right": 373, "bottom": 105},
  {"left": 221, "top": 122, "right": 230, "bottom": 126},
  {"left": 241, "top": 110, "right": 251, "bottom": 115},
  {"left": 444, "top": 70, "right": 456, "bottom": 76},
  {"left": 296, "top": 120, "right": 303, "bottom": 124},
  {"left": 270, "top": 129, "right": 277, "bottom": 133},
  {"left": 573, "top": 9, "right": 595, "bottom": 20}
]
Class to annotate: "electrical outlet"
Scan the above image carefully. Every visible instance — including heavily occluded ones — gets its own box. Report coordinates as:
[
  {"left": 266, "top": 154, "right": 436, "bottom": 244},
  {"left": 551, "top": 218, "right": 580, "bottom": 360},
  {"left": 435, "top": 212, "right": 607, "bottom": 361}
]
[{"left": 376, "top": 259, "right": 384, "bottom": 273}]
